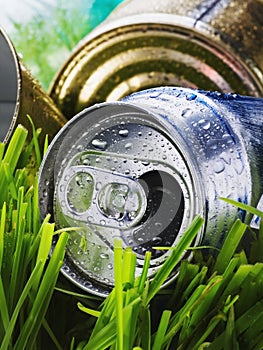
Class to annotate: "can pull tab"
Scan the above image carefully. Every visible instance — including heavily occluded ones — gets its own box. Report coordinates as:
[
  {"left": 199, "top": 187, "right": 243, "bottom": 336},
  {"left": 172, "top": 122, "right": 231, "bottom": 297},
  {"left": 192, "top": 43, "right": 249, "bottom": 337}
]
[{"left": 56, "top": 165, "right": 147, "bottom": 229}]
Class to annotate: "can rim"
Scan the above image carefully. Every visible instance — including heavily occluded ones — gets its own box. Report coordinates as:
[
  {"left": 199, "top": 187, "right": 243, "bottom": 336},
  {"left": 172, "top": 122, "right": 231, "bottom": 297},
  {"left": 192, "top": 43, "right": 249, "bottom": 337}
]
[
  {"left": 49, "top": 13, "right": 262, "bottom": 106},
  {"left": 39, "top": 98, "right": 205, "bottom": 297},
  {"left": 0, "top": 27, "right": 21, "bottom": 143}
]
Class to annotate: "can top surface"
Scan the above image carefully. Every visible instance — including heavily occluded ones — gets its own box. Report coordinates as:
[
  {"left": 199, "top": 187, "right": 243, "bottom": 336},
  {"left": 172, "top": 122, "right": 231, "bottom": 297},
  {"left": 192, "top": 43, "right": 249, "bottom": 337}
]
[
  {"left": 39, "top": 93, "right": 208, "bottom": 296},
  {"left": 39, "top": 86, "right": 256, "bottom": 296}
]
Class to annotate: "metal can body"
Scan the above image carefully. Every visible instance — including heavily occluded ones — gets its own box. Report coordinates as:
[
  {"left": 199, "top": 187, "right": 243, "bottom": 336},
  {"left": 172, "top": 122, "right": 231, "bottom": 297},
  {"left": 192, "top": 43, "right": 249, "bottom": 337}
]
[
  {"left": 39, "top": 86, "right": 263, "bottom": 296},
  {"left": 49, "top": 0, "right": 263, "bottom": 119},
  {"left": 0, "top": 28, "right": 66, "bottom": 143}
]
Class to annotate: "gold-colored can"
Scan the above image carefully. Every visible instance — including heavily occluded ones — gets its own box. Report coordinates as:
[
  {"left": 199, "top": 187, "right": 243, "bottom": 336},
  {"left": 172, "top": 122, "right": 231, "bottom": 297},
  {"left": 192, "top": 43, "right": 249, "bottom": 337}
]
[
  {"left": 0, "top": 27, "right": 67, "bottom": 143},
  {"left": 49, "top": 0, "right": 263, "bottom": 120}
]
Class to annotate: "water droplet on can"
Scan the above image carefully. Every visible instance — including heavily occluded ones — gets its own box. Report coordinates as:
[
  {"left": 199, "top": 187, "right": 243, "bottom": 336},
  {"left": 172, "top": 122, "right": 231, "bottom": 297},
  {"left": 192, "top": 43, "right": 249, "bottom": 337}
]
[
  {"left": 119, "top": 129, "right": 129, "bottom": 137},
  {"left": 92, "top": 139, "right": 108, "bottom": 150}
]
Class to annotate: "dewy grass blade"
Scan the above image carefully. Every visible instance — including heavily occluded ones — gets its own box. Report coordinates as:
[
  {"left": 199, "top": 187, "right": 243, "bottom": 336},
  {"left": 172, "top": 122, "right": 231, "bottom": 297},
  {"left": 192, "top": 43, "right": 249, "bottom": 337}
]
[
  {"left": 147, "top": 216, "right": 204, "bottom": 303},
  {"left": 213, "top": 219, "right": 247, "bottom": 274}
]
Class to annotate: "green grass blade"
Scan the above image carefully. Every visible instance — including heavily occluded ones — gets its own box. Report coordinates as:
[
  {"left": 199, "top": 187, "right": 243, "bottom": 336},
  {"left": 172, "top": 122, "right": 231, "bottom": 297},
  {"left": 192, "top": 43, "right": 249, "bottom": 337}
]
[
  {"left": 27, "top": 115, "right": 42, "bottom": 168},
  {"left": 167, "top": 261, "right": 199, "bottom": 310},
  {"left": 0, "top": 261, "right": 42, "bottom": 350},
  {"left": 218, "top": 265, "right": 253, "bottom": 305},
  {"left": 137, "top": 251, "right": 151, "bottom": 296},
  {"left": 0, "top": 277, "right": 9, "bottom": 332},
  {"left": 13, "top": 232, "right": 68, "bottom": 350},
  {"left": 250, "top": 220, "right": 263, "bottom": 263},
  {"left": 114, "top": 239, "right": 124, "bottom": 350},
  {"left": 33, "top": 173, "right": 40, "bottom": 235},
  {"left": 0, "top": 202, "right": 6, "bottom": 270},
  {"left": 224, "top": 305, "right": 239, "bottom": 350},
  {"left": 164, "top": 285, "right": 206, "bottom": 342},
  {"left": 152, "top": 310, "right": 171, "bottom": 350},
  {"left": 147, "top": 216, "right": 204, "bottom": 304},
  {"left": 77, "top": 302, "right": 101, "bottom": 318},
  {"left": 140, "top": 307, "right": 151, "bottom": 350},
  {"left": 2, "top": 125, "right": 28, "bottom": 174},
  {"left": 32, "top": 222, "right": 55, "bottom": 294},
  {"left": 220, "top": 197, "right": 263, "bottom": 219},
  {"left": 122, "top": 247, "right": 136, "bottom": 288},
  {"left": 43, "top": 134, "right": 49, "bottom": 155},
  {"left": 4, "top": 163, "right": 18, "bottom": 200},
  {"left": 0, "top": 143, "right": 5, "bottom": 162},
  {"left": 9, "top": 187, "right": 27, "bottom": 310},
  {"left": 213, "top": 219, "right": 247, "bottom": 274}
]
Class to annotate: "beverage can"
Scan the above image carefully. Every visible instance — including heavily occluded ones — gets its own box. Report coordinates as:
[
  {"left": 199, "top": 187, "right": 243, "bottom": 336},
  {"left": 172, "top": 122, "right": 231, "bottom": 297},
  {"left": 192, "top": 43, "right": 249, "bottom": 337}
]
[
  {"left": 39, "top": 86, "right": 262, "bottom": 296},
  {"left": 49, "top": 0, "right": 263, "bottom": 120},
  {"left": 0, "top": 27, "right": 66, "bottom": 143}
]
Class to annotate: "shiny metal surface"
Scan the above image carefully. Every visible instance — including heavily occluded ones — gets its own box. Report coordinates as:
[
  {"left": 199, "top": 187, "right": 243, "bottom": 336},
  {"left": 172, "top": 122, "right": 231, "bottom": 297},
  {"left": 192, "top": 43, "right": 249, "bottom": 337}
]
[
  {"left": 39, "top": 86, "right": 263, "bottom": 296},
  {"left": 49, "top": 0, "right": 263, "bottom": 119},
  {"left": 0, "top": 27, "right": 67, "bottom": 143}
]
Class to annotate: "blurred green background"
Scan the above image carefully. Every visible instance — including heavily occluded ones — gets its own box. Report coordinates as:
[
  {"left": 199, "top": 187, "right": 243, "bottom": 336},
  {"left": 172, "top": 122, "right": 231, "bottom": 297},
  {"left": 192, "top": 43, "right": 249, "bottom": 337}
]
[{"left": 0, "top": 0, "right": 124, "bottom": 90}]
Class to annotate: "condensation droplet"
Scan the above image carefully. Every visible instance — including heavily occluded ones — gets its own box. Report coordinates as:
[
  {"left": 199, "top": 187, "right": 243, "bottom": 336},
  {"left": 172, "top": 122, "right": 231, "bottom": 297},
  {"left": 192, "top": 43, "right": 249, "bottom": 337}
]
[
  {"left": 186, "top": 93, "right": 197, "bottom": 101},
  {"left": 125, "top": 143, "right": 132, "bottom": 149},
  {"left": 92, "top": 139, "right": 107, "bottom": 150},
  {"left": 181, "top": 108, "right": 193, "bottom": 118},
  {"left": 100, "top": 253, "right": 109, "bottom": 259},
  {"left": 199, "top": 119, "right": 211, "bottom": 130},
  {"left": 119, "top": 129, "right": 129, "bottom": 137},
  {"left": 214, "top": 160, "right": 225, "bottom": 174}
]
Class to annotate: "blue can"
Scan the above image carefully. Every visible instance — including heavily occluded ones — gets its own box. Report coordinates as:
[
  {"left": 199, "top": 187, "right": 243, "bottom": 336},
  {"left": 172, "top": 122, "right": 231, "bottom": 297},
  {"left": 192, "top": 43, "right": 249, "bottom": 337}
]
[{"left": 39, "top": 86, "right": 263, "bottom": 296}]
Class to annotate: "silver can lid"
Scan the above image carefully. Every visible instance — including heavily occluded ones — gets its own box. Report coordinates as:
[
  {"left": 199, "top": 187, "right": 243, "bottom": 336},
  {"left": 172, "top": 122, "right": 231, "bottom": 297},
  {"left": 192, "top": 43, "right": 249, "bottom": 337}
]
[{"left": 39, "top": 102, "right": 202, "bottom": 296}]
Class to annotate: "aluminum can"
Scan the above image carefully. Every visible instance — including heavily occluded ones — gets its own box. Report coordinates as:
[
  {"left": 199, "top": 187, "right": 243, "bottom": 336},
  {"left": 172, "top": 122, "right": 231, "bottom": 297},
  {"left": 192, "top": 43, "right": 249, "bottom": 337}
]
[
  {"left": 49, "top": 0, "right": 263, "bottom": 120},
  {"left": 38, "top": 86, "right": 263, "bottom": 296},
  {"left": 0, "top": 27, "right": 66, "bottom": 143}
]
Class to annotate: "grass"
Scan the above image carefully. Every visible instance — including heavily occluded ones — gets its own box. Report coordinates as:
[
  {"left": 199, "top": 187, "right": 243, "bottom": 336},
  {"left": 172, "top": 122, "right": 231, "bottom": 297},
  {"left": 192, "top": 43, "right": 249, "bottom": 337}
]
[
  {"left": 0, "top": 124, "right": 69, "bottom": 349},
  {"left": 1, "top": 2, "right": 263, "bottom": 345},
  {"left": 0, "top": 124, "right": 262, "bottom": 349}
]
